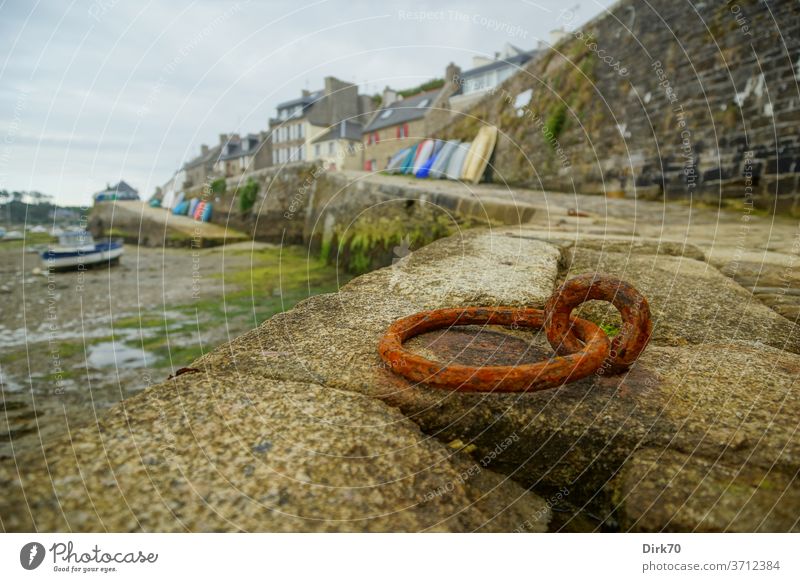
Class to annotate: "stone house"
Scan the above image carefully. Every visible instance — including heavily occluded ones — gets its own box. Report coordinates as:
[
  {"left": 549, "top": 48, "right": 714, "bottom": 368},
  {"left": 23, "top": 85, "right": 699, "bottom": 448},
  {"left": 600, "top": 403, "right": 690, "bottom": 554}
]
[
  {"left": 93, "top": 180, "right": 139, "bottom": 202},
  {"left": 447, "top": 43, "right": 538, "bottom": 112},
  {"left": 360, "top": 85, "right": 453, "bottom": 171},
  {"left": 269, "top": 76, "right": 374, "bottom": 167},
  {"left": 309, "top": 120, "right": 363, "bottom": 172},
  {"left": 182, "top": 143, "right": 222, "bottom": 190},
  {"left": 214, "top": 133, "right": 271, "bottom": 177}
]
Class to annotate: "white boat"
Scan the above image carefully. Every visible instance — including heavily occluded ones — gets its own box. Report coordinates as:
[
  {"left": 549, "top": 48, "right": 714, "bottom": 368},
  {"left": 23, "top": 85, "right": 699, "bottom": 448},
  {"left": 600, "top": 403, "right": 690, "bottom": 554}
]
[{"left": 41, "top": 231, "right": 123, "bottom": 270}]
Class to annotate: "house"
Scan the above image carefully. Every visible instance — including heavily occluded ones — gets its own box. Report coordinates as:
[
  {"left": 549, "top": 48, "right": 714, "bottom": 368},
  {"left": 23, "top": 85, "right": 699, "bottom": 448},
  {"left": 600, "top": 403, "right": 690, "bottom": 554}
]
[
  {"left": 269, "top": 76, "right": 374, "bottom": 166},
  {"left": 93, "top": 180, "right": 139, "bottom": 202},
  {"left": 182, "top": 142, "right": 222, "bottom": 190},
  {"left": 360, "top": 86, "right": 449, "bottom": 171},
  {"left": 214, "top": 133, "right": 271, "bottom": 177},
  {"left": 309, "top": 120, "right": 363, "bottom": 171},
  {"left": 448, "top": 43, "right": 539, "bottom": 111}
]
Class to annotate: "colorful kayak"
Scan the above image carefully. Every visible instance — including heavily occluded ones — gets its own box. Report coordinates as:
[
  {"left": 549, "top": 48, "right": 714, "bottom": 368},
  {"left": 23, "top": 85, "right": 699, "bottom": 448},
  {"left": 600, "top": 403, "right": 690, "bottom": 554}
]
[
  {"left": 444, "top": 142, "right": 471, "bottom": 180},
  {"left": 461, "top": 126, "right": 498, "bottom": 184},
  {"left": 400, "top": 143, "right": 419, "bottom": 174},
  {"left": 170, "top": 191, "right": 185, "bottom": 211},
  {"left": 386, "top": 147, "right": 410, "bottom": 173},
  {"left": 173, "top": 200, "right": 189, "bottom": 215},
  {"left": 193, "top": 201, "right": 205, "bottom": 220},
  {"left": 201, "top": 202, "right": 212, "bottom": 222},
  {"left": 188, "top": 198, "right": 200, "bottom": 218},
  {"left": 415, "top": 140, "right": 444, "bottom": 178},
  {"left": 411, "top": 139, "right": 434, "bottom": 174},
  {"left": 429, "top": 140, "right": 460, "bottom": 178}
]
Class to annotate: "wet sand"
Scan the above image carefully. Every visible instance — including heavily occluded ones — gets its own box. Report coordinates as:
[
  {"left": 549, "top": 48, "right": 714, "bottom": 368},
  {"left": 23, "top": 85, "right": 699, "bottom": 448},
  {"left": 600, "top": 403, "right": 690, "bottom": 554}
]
[{"left": 0, "top": 240, "right": 347, "bottom": 460}]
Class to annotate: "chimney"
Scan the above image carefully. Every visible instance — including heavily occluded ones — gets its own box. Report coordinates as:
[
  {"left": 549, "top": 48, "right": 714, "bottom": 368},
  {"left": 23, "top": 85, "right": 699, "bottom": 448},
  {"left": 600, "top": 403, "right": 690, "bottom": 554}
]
[
  {"left": 549, "top": 28, "right": 567, "bottom": 46},
  {"left": 445, "top": 62, "right": 462, "bottom": 90},
  {"left": 201, "top": 144, "right": 209, "bottom": 155},
  {"left": 219, "top": 133, "right": 229, "bottom": 145},
  {"left": 382, "top": 86, "right": 398, "bottom": 106},
  {"left": 472, "top": 55, "right": 493, "bottom": 68},
  {"left": 301, "top": 89, "right": 311, "bottom": 97}
]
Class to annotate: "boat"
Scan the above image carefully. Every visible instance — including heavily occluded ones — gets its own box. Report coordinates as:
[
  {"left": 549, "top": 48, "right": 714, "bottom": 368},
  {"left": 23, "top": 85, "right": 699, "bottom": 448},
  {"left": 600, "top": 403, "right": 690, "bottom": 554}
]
[
  {"left": 415, "top": 140, "right": 445, "bottom": 178},
  {"left": 399, "top": 144, "right": 419, "bottom": 174},
  {"left": 461, "top": 126, "right": 498, "bottom": 184},
  {"left": 411, "top": 139, "right": 435, "bottom": 174},
  {"left": 40, "top": 231, "right": 123, "bottom": 270},
  {"left": 386, "top": 148, "right": 410, "bottom": 173},
  {"left": 444, "top": 142, "right": 471, "bottom": 180},
  {"left": 429, "top": 140, "right": 460, "bottom": 179}
]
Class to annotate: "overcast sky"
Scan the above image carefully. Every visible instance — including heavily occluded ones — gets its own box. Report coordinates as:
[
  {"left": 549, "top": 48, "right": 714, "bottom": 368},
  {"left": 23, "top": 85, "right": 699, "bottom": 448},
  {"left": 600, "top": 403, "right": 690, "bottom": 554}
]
[{"left": 0, "top": 0, "right": 614, "bottom": 206}]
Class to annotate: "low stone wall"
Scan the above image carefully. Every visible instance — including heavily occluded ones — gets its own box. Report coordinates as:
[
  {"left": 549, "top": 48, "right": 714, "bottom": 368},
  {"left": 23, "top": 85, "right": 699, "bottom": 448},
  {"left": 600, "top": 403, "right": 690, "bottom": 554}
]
[
  {"left": 88, "top": 200, "right": 247, "bottom": 248},
  {"left": 192, "top": 165, "right": 536, "bottom": 271}
]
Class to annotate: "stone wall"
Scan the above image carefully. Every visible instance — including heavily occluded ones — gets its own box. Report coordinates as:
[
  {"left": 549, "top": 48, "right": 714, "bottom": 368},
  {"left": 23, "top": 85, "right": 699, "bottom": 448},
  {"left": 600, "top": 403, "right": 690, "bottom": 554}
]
[
  {"left": 195, "top": 165, "right": 535, "bottom": 271},
  {"left": 441, "top": 0, "right": 800, "bottom": 213}
]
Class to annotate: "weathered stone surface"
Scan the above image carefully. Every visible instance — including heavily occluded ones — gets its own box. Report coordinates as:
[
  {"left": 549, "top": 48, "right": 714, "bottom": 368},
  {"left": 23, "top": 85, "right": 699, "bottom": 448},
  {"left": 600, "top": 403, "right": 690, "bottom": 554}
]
[
  {"left": 0, "top": 375, "right": 548, "bottom": 532},
  {"left": 565, "top": 248, "right": 800, "bottom": 354},
  {"left": 6, "top": 216, "right": 799, "bottom": 532},
  {"left": 507, "top": 230, "right": 707, "bottom": 262},
  {"left": 614, "top": 449, "right": 800, "bottom": 532},
  {"left": 374, "top": 230, "right": 561, "bottom": 307},
  {"left": 191, "top": 227, "right": 800, "bottom": 531}
]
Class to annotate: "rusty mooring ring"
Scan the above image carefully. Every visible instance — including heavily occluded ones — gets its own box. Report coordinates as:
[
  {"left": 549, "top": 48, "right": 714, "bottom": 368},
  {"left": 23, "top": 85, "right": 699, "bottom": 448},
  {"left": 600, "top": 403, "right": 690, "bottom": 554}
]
[
  {"left": 544, "top": 273, "right": 652, "bottom": 374},
  {"left": 378, "top": 306, "right": 610, "bottom": 392}
]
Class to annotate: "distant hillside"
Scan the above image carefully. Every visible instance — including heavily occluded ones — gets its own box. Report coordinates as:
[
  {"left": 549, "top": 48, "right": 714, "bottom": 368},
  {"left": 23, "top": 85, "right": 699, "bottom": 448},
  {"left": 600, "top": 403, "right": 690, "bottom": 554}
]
[{"left": 0, "top": 190, "right": 83, "bottom": 224}]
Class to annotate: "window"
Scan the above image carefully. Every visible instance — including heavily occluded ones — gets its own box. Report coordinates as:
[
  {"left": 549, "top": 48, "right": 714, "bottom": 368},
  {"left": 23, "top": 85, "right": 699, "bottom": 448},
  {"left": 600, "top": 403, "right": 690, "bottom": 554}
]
[
  {"left": 379, "top": 109, "right": 393, "bottom": 119},
  {"left": 401, "top": 123, "right": 410, "bottom": 138},
  {"left": 373, "top": 132, "right": 380, "bottom": 144},
  {"left": 417, "top": 99, "right": 430, "bottom": 108},
  {"left": 298, "top": 124, "right": 304, "bottom": 138},
  {"left": 314, "top": 144, "right": 320, "bottom": 157},
  {"left": 272, "top": 150, "right": 278, "bottom": 165},
  {"left": 328, "top": 142, "right": 335, "bottom": 154}
]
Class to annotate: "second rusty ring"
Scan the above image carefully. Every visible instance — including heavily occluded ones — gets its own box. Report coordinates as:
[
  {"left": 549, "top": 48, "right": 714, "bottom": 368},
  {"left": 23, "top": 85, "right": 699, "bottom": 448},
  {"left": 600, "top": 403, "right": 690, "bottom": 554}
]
[{"left": 544, "top": 273, "right": 653, "bottom": 373}]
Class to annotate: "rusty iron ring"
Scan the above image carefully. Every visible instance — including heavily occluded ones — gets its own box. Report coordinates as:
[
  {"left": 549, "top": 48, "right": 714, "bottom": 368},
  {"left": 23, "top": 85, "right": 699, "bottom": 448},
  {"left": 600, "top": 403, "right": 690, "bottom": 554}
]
[
  {"left": 378, "top": 307, "right": 610, "bottom": 393},
  {"left": 544, "top": 273, "right": 652, "bottom": 374}
]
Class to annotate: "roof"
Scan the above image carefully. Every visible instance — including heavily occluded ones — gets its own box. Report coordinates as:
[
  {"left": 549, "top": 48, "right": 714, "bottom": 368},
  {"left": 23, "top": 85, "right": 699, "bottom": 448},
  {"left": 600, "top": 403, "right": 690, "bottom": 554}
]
[
  {"left": 310, "top": 120, "right": 364, "bottom": 143},
  {"left": 183, "top": 144, "right": 222, "bottom": 170},
  {"left": 459, "top": 50, "right": 537, "bottom": 80},
  {"left": 363, "top": 90, "right": 440, "bottom": 132},
  {"left": 219, "top": 137, "right": 263, "bottom": 161},
  {"left": 276, "top": 90, "right": 323, "bottom": 111},
  {"left": 94, "top": 180, "right": 139, "bottom": 198}
]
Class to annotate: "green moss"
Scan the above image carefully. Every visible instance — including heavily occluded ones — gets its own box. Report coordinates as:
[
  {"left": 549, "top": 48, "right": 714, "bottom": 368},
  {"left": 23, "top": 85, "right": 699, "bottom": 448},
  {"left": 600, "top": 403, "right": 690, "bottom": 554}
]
[
  {"left": 599, "top": 323, "right": 620, "bottom": 337},
  {"left": 397, "top": 78, "right": 445, "bottom": 100},
  {"left": 544, "top": 103, "right": 568, "bottom": 144},
  {"left": 0, "top": 231, "right": 55, "bottom": 249},
  {"left": 238, "top": 178, "right": 259, "bottom": 216},
  {"left": 114, "top": 315, "right": 169, "bottom": 329},
  {"left": 325, "top": 209, "right": 481, "bottom": 274},
  {"left": 210, "top": 178, "right": 227, "bottom": 196}
]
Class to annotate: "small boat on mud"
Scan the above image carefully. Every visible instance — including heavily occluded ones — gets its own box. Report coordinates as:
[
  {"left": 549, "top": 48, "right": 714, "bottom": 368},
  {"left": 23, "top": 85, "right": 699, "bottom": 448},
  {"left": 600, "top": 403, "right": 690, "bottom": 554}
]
[{"left": 41, "top": 231, "right": 123, "bottom": 270}]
